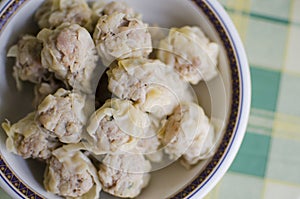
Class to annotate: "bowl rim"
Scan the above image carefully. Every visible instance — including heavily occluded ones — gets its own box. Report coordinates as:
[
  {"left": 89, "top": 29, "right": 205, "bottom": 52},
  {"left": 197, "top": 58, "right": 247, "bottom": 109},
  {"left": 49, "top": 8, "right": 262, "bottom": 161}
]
[
  {"left": 0, "top": 0, "right": 251, "bottom": 198},
  {"left": 177, "top": 0, "right": 251, "bottom": 198}
]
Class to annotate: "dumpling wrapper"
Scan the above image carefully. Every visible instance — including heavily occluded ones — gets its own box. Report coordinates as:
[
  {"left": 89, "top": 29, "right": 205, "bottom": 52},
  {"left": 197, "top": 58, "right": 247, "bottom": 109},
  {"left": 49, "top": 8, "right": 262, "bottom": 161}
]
[
  {"left": 92, "top": 1, "right": 141, "bottom": 19},
  {"left": 37, "top": 23, "right": 98, "bottom": 94},
  {"left": 157, "top": 26, "right": 219, "bottom": 84},
  {"left": 1, "top": 112, "right": 59, "bottom": 160},
  {"left": 98, "top": 153, "right": 151, "bottom": 198},
  {"left": 159, "top": 102, "right": 216, "bottom": 168},
  {"left": 35, "top": 0, "right": 93, "bottom": 31},
  {"left": 7, "top": 35, "right": 47, "bottom": 90},
  {"left": 37, "top": 88, "right": 93, "bottom": 144},
  {"left": 93, "top": 12, "right": 152, "bottom": 66},
  {"left": 44, "top": 143, "right": 101, "bottom": 199}
]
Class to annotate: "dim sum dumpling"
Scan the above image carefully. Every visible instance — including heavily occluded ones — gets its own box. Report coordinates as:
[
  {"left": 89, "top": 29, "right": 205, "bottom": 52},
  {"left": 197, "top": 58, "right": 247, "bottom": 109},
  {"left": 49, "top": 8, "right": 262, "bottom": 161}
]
[
  {"left": 85, "top": 98, "right": 160, "bottom": 155},
  {"left": 44, "top": 144, "right": 101, "bottom": 199},
  {"left": 7, "top": 35, "right": 47, "bottom": 90},
  {"left": 93, "top": 12, "right": 152, "bottom": 66},
  {"left": 36, "top": 88, "right": 90, "bottom": 144},
  {"left": 35, "top": 0, "right": 93, "bottom": 31},
  {"left": 98, "top": 153, "right": 151, "bottom": 198},
  {"left": 157, "top": 26, "right": 219, "bottom": 84},
  {"left": 1, "top": 112, "right": 60, "bottom": 160},
  {"left": 37, "top": 23, "right": 98, "bottom": 94},
  {"left": 159, "top": 102, "right": 215, "bottom": 168}
]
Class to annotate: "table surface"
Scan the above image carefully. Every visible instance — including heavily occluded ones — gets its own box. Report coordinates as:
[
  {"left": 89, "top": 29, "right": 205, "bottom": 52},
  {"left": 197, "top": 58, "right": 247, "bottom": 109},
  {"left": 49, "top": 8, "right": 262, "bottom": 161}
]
[
  {"left": 206, "top": 0, "right": 300, "bottom": 198},
  {"left": 1, "top": 0, "right": 300, "bottom": 198}
]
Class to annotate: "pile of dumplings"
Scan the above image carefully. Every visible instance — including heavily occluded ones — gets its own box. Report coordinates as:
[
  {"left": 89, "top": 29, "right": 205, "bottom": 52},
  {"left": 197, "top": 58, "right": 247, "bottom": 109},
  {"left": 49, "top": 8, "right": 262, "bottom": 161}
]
[{"left": 1, "top": 0, "right": 220, "bottom": 198}]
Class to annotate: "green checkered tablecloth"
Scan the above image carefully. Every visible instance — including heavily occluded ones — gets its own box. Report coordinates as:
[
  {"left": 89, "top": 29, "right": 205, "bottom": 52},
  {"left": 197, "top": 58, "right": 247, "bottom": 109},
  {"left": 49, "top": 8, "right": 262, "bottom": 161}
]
[
  {"left": 205, "top": 0, "right": 300, "bottom": 198},
  {"left": 1, "top": 0, "right": 300, "bottom": 198}
]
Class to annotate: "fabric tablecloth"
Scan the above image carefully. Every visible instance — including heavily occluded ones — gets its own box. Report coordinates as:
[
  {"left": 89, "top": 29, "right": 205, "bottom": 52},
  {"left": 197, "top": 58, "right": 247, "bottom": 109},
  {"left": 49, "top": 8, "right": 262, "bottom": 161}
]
[
  {"left": 206, "top": 0, "right": 300, "bottom": 198},
  {"left": 1, "top": 0, "right": 300, "bottom": 198}
]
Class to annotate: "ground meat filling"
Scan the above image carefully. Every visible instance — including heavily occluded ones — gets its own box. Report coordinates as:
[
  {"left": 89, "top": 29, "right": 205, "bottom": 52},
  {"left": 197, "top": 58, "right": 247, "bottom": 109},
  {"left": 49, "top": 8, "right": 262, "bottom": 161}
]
[
  {"left": 98, "top": 154, "right": 151, "bottom": 198},
  {"left": 2, "top": 112, "right": 60, "bottom": 160},
  {"left": 37, "top": 23, "right": 98, "bottom": 93},
  {"left": 56, "top": 28, "right": 79, "bottom": 68},
  {"left": 14, "top": 133, "right": 50, "bottom": 159},
  {"left": 108, "top": 67, "right": 147, "bottom": 103},
  {"left": 47, "top": 157, "right": 94, "bottom": 197},
  {"left": 97, "top": 115, "right": 131, "bottom": 151},
  {"left": 37, "top": 89, "right": 86, "bottom": 143}
]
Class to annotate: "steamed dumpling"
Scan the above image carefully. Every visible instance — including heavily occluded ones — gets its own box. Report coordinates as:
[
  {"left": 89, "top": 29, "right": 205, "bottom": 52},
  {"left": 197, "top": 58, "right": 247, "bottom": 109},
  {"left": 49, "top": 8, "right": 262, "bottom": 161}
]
[
  {"left": 98, "top": 154, "right": 151, "bottom": 198},
  {"left": 159, "top": 102, "right": 215, "bottom": 168},
  {"left": 93, "top": 12, "right": 152, "bottom": 66},
  {"left": 85, "top": 98, "right": 160, "bottom": 155},
  {"left": 7, "top": 35, "right": 47, "bottom": 90},
  {"left": 157, "top": 26, "right": 219, "bottom": 84},
  {"left": 1, "top": 112, "right": 60, "bottom": 160},
  {"left": 35, "top": 0, "right": 93, "bottom": 31},
  {"left": 107, "top": 58, "right": 195, "bottom": 118},
  {"left": 36, "top": 88, "right": 90, "bottom": 144},
  {"left": 37, "top": 23, "right": 98, "bottom": 94},
  {"left": 44, "top": 144, "right": 101, "bottom": 199}
]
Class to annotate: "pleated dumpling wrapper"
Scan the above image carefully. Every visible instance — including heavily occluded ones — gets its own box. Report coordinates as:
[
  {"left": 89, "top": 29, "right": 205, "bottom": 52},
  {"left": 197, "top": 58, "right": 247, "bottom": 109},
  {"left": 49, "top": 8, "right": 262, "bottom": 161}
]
[
  {"left": 1, "top": 112, "right": 60, "bottom": 160},
  {"left": 157, "top": 26, "right": 219, "bottom": 84},
  {"left": 37, "top": 23, "right": 98, "bottom": 94},
  {"left": 98, "top": 153, "right": 151, "bottom": 198},
  {"left": 159, "top": 102, "right": 216, "bottom": 169},
  {"left": 85, "top": 98, "right": 161, "bottom": 155},
  {"left": 44, "top": 144, "right": 101, "bottom": 199}
]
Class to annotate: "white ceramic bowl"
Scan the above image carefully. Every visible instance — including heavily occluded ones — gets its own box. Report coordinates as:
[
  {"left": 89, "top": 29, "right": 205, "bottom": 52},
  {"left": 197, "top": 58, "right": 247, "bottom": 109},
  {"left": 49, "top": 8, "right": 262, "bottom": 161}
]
[{"left": 0, "top": 0, "right": 251, "bottom": 198}]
